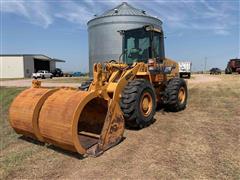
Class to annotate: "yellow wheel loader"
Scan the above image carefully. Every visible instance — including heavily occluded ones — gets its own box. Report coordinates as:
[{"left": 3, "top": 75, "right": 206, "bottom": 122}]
[{"left": 9, "top": 25, "right": 188, "bottom": 157}]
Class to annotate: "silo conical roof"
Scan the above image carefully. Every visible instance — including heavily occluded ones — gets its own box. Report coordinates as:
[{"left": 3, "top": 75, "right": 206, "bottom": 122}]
[
  {"left": 100, "top": 2, "right": 150, "bottom": 17},
  {"left": 89, "top": 2, "right": 161, "bottom": 23}
]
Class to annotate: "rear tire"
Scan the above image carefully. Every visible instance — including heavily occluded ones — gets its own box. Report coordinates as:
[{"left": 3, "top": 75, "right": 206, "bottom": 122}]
[
  {"left": 164, "top": 78, "right": 188, "bottom": 112},
  {"left": 120, "top": 79, "right": 156, "bottom": 129},
  {"left": 225, "top": 67, "right": 232, "bottom": 74}
]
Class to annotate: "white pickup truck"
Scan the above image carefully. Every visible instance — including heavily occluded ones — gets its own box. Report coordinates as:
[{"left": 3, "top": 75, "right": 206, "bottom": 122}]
[
  {"left": 32, "top": 70, "right": 53, "bottom": 79},
  {"left": 178, "top": 61, "right": 192, "bottom": 78}
]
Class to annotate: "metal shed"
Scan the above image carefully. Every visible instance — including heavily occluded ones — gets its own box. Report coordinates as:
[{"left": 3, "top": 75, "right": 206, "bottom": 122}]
[{"left": 0, "top": 54, "right": 65, "bottom": 78}]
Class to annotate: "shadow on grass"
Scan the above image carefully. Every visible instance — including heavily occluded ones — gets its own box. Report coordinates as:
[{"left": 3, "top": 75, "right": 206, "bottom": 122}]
[
  {"left": 18, "top": 135, "right": 127, "bottom": 159},
  {"left": 19, "top": 136, "right": 45, "bottom": 146},
  {"left": 125, "top": 118, "right": 157, "bottom": 131},
  {"left": 47, "top": 145, "right": 85, "bottom": 160},
  {"left": 157, "top": 102, "right": 187, "bottom": 113},
  {"left": 47, "top": 136, "right": 127, "bottom": 159},
  {"left": 19, "top": 136, "right": 84, "bottom": 159}
]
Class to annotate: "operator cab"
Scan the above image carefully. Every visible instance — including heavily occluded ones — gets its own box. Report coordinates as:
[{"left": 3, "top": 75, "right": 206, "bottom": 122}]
[{"left": 121, "top": 25, "right": 165, "bottom": 64}]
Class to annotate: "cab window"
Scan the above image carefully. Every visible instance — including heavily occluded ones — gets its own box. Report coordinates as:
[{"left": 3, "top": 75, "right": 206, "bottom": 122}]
[
  {"left": 124, "top": 29, "right": 150, "bottom": 64},
  {"left": 153, "top": 33, "right": 160, "bottom": 58}
]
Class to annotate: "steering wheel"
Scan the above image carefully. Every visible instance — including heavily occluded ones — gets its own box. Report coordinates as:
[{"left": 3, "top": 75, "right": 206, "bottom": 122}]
[
  {"left": 130, "top": 47, "right": 142, "bottom": 52},
  {"left": 128, "top": 48, "right": 142, "bottom": 59}
]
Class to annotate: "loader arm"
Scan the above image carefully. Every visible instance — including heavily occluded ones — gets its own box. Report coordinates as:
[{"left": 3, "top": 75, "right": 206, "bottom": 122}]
[
  {"left": 9, "top": 62, "right": 145, "bottom": 157},
  {"left": 86, "top": 63, "right": 144, "bottom": 155}
]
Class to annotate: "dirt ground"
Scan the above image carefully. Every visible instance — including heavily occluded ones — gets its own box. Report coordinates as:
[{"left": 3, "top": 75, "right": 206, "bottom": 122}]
[
  {"left": 0, "top": 74, "right": 239, "bottom": 179},
  {"left": 0, "top": 77, "right": 86, "bottom": 88}
]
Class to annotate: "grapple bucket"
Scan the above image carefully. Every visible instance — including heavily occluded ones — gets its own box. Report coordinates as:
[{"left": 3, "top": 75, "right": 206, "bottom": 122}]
[
  {"left": 9, "top": 86, "right": 124, "bottom": 156},
  {"left": 9, "top": 88, "right": 57, "bottom": 141}
]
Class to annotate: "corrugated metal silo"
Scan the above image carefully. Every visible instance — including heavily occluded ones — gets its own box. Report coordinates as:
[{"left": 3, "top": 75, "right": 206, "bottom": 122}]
[{"left": 87, "top": 2, "right": 162, "bottom": 74}]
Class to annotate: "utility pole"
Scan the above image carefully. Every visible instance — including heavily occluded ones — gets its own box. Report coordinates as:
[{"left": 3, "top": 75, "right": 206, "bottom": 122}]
[{"left": 204, "top": 57, "right": 207, "bottom": 73}]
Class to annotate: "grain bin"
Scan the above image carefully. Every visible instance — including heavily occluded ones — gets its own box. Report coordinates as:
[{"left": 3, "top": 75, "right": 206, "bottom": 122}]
[{"left": 87, "top": 2, "right": 162, "bottom": 75}]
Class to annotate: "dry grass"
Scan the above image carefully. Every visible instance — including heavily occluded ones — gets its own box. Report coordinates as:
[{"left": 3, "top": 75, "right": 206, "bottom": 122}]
[
  {"left": 0, "top": 75, "right": 239, "bottom": 179},
  {"left": 0, "top": 87, "right": 25, "bottom": 150}
]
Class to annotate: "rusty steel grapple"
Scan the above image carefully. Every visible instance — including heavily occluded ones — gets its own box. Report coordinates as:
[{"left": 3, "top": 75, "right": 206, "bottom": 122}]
[{"left": 9, "top": 63, "right": 139, "bottom": 156}]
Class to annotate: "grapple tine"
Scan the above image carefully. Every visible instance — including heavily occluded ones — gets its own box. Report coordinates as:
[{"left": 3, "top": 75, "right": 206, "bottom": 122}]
[{"left": 86, "top": 101, "right": 125, "bottom": 156}]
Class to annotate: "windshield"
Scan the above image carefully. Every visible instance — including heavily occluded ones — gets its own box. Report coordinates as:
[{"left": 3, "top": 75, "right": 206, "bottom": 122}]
[
  {"left": 232, "top": 59, "right": 240, "bottom": 66},
  {"left": 124, "top": 29, "right": 151, "bottom": 64}
]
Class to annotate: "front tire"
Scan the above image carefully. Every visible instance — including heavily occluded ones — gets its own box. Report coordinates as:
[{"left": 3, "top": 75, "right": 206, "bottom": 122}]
[
  {"left": 120, "top": 79, "right": 156, "bottom": 129},
  {"left": 164, "top": 78, "right": 188, "bottom": 112},
  {"left": 79, "top": 79, "right": 93, "bottom": 91}
]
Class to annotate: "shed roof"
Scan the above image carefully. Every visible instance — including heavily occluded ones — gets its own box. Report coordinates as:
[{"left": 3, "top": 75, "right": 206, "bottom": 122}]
[{"left": 0, "top": 54, "right": 65, "bottom": 62}]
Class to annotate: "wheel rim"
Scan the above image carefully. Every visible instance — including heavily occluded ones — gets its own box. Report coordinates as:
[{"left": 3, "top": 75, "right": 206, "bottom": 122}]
[
  {"left": 140, "top": 92, "right": 153, "bottom": 117},
  {"left": 178, "top": 87, "right": 186, "bottom": 104}
]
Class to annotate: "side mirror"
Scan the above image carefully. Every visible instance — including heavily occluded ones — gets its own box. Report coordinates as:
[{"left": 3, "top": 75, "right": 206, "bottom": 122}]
[
  {"left": 163, "top": 66, "right": 172, "bottom": 74},
  {"left": 118, "top": 30, "right": 125, "bottom": 36}
]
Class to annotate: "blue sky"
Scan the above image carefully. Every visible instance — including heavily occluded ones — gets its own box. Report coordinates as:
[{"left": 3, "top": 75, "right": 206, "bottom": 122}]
[{"left": 1, "top": 0, "right": 239, "bottom": 72}]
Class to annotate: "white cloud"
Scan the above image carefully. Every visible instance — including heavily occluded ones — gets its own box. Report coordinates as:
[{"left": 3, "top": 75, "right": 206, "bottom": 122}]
[
  {"left": 214, "top": 29, "right": 230, "bottom": 35},
  {"left": 2, "top": 1, "right": 29, "bottom": 17},
  {"left": 1, "top": 1, "right": 53, "bottom": 28},
  {"left": 54, "top": 0, "right": 140, "bottom": 27},
  {"left": 1, "top": 0, "right": 238, "bottom": 35},
  {"left": 54, "top": 1, "right": 94, "bottom": 27},
  {"left": 137, "top": 0, "right": 239, "bottom": 35}
]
